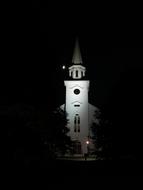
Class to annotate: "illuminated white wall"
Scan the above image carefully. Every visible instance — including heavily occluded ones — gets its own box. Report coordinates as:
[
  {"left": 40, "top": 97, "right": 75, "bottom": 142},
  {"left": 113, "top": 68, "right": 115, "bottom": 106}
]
[
  {"left": 60, "top": 102, "right": 99, "bottom": 153},
  {"left": 64, "top": 80, "right": 89, "bottom": 154}
]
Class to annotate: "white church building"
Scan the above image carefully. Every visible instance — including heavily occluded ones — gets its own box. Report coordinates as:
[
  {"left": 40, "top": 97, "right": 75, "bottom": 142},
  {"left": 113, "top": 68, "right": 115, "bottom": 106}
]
[{"left": 61, "top": 39, "right": 100, "bottom": 155}]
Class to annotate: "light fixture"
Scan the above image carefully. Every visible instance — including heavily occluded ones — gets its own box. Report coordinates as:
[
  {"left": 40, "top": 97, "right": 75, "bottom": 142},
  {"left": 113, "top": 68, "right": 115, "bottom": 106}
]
[{"left": 86, "top": 140, "right": 89, "bottom": 145}]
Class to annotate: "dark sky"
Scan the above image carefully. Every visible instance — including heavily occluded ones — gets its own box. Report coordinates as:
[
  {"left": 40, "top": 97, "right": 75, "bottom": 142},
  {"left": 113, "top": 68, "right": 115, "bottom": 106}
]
[
  {"left": 9, "top": 37, "right": 142, "bottom": 123},
  {"left": 39, "top": 23, "right": 143, "bottom": 110},
  {"left": 2, "top": 2, "right": 142, "bottom": 114},
  {"left": 30, "top": 3, "right": 143, "bottom": 158},
  {"left": 1, "top": 2, "right": 143, "bottom": 162},
  {"left": 4, "top": 26, "right": 143, "bottom": 113},
  {"left": 39, "top": 4, "right": 143, "bottom": 111},
  {"left": 39, "top": 3, "right": 143, "bottom": 109},
  {"left": 3, "top": 2, "right": 143, "bottom": 114}
]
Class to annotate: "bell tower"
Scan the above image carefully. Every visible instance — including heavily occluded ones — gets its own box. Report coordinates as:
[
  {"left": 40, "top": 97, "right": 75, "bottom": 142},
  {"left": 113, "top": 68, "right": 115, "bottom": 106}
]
[{"left": 64, "top": 39, "right": 90, "bottom": 154}]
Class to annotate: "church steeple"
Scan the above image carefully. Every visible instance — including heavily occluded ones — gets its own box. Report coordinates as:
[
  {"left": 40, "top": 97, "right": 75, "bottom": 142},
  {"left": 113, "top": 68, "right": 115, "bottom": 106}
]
[
  {"left": 72, "top": 38, "right": 83, "bottom": 64},
  {"left": 69, "top": 38, "right": 86, "bottom": 79}
]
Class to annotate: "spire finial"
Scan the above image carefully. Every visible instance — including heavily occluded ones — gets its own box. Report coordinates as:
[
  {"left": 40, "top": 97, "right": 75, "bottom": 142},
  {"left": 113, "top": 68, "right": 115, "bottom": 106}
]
[{"left": 72, "top": 38, "right": 83, "bottom": 64}]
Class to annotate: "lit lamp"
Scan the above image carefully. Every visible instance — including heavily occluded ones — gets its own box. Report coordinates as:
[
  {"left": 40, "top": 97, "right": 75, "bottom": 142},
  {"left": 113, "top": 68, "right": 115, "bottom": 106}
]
[
  {"left": 86, "top": 140, "right": 90, "bottom": 156},
  {"left": 86, "top": 140, "right": 89, "bottom": 145}
]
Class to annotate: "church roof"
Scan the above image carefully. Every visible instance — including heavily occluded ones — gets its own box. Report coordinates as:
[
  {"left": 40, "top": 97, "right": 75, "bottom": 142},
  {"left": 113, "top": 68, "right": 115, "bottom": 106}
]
[{"left": 72, "top": 38, "right": 83, "bottom": 64}]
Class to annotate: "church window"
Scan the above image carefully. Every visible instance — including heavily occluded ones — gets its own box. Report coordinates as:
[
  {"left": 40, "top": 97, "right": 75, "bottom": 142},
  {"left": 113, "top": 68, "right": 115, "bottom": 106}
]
[
  {"left": 74, "top": 104, "right": 80, "bottom": 107},
  {"left": 74, "top": 89, "right": 80, "bottom": 95},
  {"left": 76, "top": 70, "right": 78, "bottom": 77},
  {"left": 78, "top": 116, "right": 80, "bottom": 124},
  {"left": 78, "top": 116, "right": 80, "bottom": 132},
  {"left": 78, "top": 125, "right": 80, "bottom": 132},
  {"left": 74, "top": 114, "right": 80, "bottom": 132},
  {"left": 74, "top": 117, "right": 76, "bottom": 132}
]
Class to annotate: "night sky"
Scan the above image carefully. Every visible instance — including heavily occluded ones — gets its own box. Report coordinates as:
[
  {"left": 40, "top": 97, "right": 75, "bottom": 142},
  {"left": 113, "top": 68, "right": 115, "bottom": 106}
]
[
  {"left": 3, "top": 3, "right": 143, "bottom": 169},
  {"left": 39, "top": 2, "right": 143, "bottom": 113},
  {"left": 20, "top": 32, "right": 143, "bottom": 114},
  {"left": 7, "top": 27, "right": 142, "bottom": 159}
]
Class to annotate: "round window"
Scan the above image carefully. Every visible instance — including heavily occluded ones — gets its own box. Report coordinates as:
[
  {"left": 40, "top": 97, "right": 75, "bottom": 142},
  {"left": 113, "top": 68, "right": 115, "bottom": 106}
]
[{"left": 74, "top": 89, "right": 80, "bottom": 95}]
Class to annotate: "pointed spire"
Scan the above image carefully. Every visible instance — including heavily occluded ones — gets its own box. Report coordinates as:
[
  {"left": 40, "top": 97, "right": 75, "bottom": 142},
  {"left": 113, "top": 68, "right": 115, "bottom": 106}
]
[{"left": 72, "top": 38, "right": 83, "bottom": 64}]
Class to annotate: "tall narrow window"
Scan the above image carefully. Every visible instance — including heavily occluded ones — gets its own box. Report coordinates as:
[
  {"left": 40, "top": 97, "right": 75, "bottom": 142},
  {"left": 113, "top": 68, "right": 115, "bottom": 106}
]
[
  {"left": 78, "top": 116, "right": 80, "bottom": 132},
  {"left": 78, "top": 116, "right": 80, "bottom": 124},
  {"left": 74, "top": 114, "right": 80, "bottom": 133},
  {"left": 71, "top": 71, "right": 73, "bottom": 78},
  {"left": 76, "top": 70, "right": 78, "bottom": 77},
  {"left": 74, "top": 116, "right": 76, "bottom": 132}
]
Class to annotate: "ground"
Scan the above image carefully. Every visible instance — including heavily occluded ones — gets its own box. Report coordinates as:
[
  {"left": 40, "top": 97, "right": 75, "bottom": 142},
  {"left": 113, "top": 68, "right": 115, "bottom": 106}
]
[{"left": 8, "top": 158, "right": 143, "bottom": 176}]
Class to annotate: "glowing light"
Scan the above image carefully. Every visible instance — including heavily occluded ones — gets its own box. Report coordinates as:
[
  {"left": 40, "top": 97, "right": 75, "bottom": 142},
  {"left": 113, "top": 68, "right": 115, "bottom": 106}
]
[
  {"left": 62, "top": 65, "right": 66, "bottom": 69},
  {"left": 86, "top": 140, "right": 89, "bottom": 145}
]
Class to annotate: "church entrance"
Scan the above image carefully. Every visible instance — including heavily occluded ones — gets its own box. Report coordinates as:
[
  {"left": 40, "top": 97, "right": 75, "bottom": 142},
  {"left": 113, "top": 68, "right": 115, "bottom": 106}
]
[{"left": 72, "top": 140, "right": 81, "bottom": 154}]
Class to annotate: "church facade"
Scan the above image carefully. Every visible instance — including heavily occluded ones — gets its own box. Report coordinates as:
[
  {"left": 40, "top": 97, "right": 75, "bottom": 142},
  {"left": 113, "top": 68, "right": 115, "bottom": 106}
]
[{"left": 61, "top": 39, "right": 99, "bottom": 155}]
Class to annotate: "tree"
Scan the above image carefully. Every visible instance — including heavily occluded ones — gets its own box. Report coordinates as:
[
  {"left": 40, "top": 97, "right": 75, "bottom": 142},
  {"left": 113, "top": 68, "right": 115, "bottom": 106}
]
[
  {"left": 42, "top": 108, "right": 72, "bottom": 157},
  {"left": 91, "top": 109, "right": 112, "bottom": 160},
  {"left": 6, "top": 104, "right": 72, "bottom": 165}
]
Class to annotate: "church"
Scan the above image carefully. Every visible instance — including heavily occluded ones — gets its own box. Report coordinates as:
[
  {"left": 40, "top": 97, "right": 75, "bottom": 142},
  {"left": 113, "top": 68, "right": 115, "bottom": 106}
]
[{"left": 60, "top": 39, "right": 100, "bottom": 155}]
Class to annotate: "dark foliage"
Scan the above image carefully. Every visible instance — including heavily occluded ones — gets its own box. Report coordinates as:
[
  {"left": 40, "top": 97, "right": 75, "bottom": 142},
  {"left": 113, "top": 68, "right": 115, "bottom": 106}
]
[
  {"left": 91, "top": 109, "right": 112, "bottom": 160},
  {"left": 109, "top": 67, "right": 143, "bottom": 160},
  {"left": 5, "top": 104, "right": 71, "bottom": 166}
]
